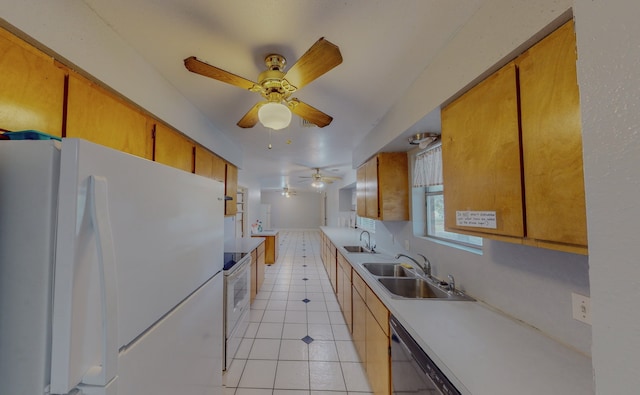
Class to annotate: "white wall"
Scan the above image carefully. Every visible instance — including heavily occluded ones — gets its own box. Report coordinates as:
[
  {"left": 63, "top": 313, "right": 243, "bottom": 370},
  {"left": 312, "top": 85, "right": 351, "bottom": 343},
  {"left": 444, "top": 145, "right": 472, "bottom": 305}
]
[
  {"left": 261, "top": 190, "right": 322, "bottom": 229},
  {"left": 353, "top": 0, "right": 574, "bottom": 167},
  {"left": 329, "top": 0, "right": 597, "bottom": 357},
  {"left": 339, "top": 0, "right": 640, "bottom": 392},
  {"left": 574, "top": 1, "right": 640, "bottom": 392},
  {"left": 373, "top": 221, "right": 591, "bottom": 355}
]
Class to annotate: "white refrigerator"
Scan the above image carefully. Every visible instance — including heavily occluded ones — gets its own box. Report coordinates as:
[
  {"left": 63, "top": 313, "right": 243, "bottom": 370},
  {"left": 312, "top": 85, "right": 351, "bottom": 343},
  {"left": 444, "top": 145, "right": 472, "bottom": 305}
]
[{"left": 0, "top": 139, "right": 225, "bottom": 395}]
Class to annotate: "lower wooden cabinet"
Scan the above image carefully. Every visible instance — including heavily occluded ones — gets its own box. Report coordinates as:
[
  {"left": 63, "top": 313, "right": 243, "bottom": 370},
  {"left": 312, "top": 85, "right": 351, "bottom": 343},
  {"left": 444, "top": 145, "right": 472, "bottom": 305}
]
[
  {"left": 250, "top": 249, "right": 257, "bottom": 303},
  {"left": 256, "top": 242, "right": 265, "bottom": 290},
  {"left": 252, "top": 233, "right": 278, "bottom": 264},
  {"left": 352, "top": 274, "right": 367, "bottom": 363},
  {"left": 337, "top": 252, "right": 353, "bottom": 331},
  {"left": 366, "top": 308, "right": 391, "bottom": 395},
  {"left": 328, "top": 242, "right": 337, "bottom": 293},
  {"left": 352, "top": 267, "right": 391, "bottom": 395},
  {"left": 322, "top": 232, "right": 391, "bottom": 395},
  {"left": 250, "top": 242, "right": 266, "bottom": 303}
]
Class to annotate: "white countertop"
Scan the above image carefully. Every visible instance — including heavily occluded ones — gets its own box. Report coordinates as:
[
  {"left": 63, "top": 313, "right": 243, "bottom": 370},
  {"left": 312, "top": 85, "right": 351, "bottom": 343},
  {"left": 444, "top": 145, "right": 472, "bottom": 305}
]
[
  {"left": 321, "top": 227, "right": 594, "bottom": 395},
  {"left": 250, "top": 229, "right": 279, "bottom": 237},
  {"left": 224, "top": 237, "right": 265, "bottom": 253}
]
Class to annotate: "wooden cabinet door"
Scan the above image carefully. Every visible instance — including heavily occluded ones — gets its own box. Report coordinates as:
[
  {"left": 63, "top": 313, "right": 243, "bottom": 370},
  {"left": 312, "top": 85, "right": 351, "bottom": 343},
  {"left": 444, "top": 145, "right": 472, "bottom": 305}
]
[
  {"left": 256, "top": 244, "right": 265, "bottom": 291},
  {"left": 212, "top": 154, "right": 226, "bottom": 182},
  {"left": 365, "top": 308, "right": 390, "bottom": 395},
  {"left": 341, "top": 266, "right": 352, "bottom": 331},
  {"left": 364, "top": 158, "right": 379, "bottom": 219},
  {"left": 329, "top": 244, "right": 337, "bottom": 293},
  {"left": 337, "top": 253, "right": 351, "bottom": 320},
  {"left": 356, "top": 165, "right": 367, "bottom": 217},
  {"left": 194, "top": 145, "right": 214, "bottom": 178},
  {"left": 154, "top": 123, "right": 194, "bottom": 172},
  {"left": 378, "top": 153, "right": 409, "bottom": 221},
  {"left": 352, "top": 277, "right": 367, "bottom": 363},
  {"left": 225, "top": 163, "right": 238, "bottom": 216},
  {"left": 260, "top": 235, "right": 276, "bottom": 264},
  {"left": 518, "top": 20, "right": 587, "bottom": 249},
  {"left": 0, "top": 28, "right": 65, "bottom": 136},
  {"left": 250, "top": 249, "right": 257, "bottom": 304},
  {"left": 442, "top": 61, "right": 524, "bottom": 238},
  {"left": 66, "top": 73, "right": 152, "bottom": 159}
]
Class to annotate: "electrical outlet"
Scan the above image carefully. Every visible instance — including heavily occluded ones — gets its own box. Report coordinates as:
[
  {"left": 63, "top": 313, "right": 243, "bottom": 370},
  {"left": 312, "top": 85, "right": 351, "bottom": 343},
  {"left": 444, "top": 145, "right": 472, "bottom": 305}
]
[
  {"left": 404, "top": 240, "right": 410, "bottom": 251},
  {"left": 571, "top": 293, "right": 591, "bottom": 325}
]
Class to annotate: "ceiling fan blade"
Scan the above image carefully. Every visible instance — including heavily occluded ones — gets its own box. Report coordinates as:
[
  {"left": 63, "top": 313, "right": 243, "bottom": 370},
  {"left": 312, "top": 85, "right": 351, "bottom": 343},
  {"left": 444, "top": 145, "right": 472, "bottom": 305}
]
[
  {"left": 284, "top": 38, "right": 342, "bottom": 90},
  {"left": 289, "top": 99, "right": 333, "bottom": 128},
  {"left": 321, "top": 176, "right": 343, "bottom": 181},
  {"left": 184, "top": 56, "right": 257, "bottom": 90},
  {"left": 237, "top": 102, "right": 262, "bottom": 128}
]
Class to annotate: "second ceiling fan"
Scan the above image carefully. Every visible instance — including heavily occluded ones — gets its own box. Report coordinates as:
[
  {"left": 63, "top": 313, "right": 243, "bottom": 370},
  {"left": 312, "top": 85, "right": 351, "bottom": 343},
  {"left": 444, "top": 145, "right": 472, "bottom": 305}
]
[
  {"left": 299, "top": 168, "right": 343, "bottom": 188},
  {"left": 184, "top": 37, "right": 342, "bottom": 129}
]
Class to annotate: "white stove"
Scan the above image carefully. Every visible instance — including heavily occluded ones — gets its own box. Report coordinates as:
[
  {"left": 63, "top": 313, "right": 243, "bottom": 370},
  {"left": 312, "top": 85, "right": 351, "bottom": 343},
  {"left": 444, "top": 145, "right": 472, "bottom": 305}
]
[{"left": 223, "top": 252, "right": 251, "bottom": 370}]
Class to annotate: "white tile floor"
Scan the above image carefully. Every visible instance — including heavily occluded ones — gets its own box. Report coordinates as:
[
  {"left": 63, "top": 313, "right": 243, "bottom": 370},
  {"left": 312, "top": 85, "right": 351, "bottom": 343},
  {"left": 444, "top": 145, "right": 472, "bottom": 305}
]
[{"left": 223, "top": 230, "right": 372, "bottom": 395}]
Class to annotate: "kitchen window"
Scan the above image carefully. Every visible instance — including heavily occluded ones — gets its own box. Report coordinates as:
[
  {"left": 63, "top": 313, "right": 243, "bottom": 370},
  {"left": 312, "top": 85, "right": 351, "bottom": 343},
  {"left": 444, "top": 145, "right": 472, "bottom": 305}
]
[{"left": 412, "top": 142, "right": 482, "bottom": 251}]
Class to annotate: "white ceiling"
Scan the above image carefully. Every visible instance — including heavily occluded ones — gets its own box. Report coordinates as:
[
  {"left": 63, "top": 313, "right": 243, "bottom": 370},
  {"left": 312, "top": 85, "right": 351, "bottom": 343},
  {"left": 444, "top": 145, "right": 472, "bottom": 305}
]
[{"left": 82, "top": 0, "right": 481, "bottom": 190}]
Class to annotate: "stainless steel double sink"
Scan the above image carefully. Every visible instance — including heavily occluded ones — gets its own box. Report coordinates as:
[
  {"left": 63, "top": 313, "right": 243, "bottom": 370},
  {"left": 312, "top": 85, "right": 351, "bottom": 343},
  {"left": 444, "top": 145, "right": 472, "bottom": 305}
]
[{"left": 361, "top": 262, "right": 473, "bottom": 301}]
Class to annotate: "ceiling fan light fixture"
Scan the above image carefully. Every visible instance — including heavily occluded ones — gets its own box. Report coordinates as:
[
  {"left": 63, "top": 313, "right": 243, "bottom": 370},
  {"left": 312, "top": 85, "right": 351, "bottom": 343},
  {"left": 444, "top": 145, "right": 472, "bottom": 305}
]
[
  {"left": 311, "top": 180, "right": 325, "bottom": 188},
  {"left": 259, "top": 102, "right": 292, "bottom": 130}
]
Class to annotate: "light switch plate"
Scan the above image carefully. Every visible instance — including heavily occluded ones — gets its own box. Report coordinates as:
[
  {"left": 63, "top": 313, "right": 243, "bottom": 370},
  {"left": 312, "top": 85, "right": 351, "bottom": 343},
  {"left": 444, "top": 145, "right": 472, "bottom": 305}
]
[
  {"left": 404, "top": 240, "right": 410, "bottom": 251},
  {"left": 571, "top": 292, "right": 592, "bottom": 325}
]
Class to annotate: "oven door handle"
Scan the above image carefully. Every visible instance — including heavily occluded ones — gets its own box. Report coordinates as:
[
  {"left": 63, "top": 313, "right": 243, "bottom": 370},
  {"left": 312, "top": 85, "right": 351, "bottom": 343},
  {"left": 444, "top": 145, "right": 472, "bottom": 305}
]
[{"left": 226, "top": 258, "right": 251, "bottom": 281}]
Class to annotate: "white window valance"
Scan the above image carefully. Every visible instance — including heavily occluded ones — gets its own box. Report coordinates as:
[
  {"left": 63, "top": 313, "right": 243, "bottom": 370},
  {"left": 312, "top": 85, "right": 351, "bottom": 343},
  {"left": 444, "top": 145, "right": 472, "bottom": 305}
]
[{"left": 413, "top": 146, "right": 442, "bottom": 187}]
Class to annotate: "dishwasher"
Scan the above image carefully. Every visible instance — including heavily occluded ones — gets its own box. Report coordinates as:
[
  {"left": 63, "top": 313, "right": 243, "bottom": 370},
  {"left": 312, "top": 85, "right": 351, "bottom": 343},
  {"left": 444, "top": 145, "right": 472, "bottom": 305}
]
[{"left": 390, "top": 315, "right": 461, "bottom": 395}]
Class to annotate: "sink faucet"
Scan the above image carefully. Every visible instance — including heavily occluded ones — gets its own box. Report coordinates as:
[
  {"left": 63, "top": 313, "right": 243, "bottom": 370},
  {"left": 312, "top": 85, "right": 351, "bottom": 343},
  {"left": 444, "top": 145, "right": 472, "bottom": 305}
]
[
  {"left": 360, "top": 230, "right": 371, "bottom": 250},
  {"left": 416, "top": 253, "right": 432, "bottom": 278},
  {"left": 447, "top": 274, "right": 455, "bottom": 293},
  {"left": 395, "top": 253, "right": 428, "bottom": 275}
]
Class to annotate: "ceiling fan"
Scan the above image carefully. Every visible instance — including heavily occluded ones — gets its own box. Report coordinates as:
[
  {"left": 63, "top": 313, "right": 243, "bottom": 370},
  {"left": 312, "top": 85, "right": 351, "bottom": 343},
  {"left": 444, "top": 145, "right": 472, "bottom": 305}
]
[
  {"left": 184, "top": 37, "right": 342, "bottom": 130},
  {"left": 299, "top": 168, "right": 343, "bottom": 188},
  {"left": 281, "top": 187, "right": 297, "bottom": 198}
]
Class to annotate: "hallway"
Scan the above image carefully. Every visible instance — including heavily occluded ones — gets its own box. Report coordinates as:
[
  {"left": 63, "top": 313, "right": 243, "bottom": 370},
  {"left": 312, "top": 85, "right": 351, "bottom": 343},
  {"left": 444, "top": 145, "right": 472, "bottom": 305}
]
[{"left": 223, "top": 230, "right": 372, "bottom": 395}]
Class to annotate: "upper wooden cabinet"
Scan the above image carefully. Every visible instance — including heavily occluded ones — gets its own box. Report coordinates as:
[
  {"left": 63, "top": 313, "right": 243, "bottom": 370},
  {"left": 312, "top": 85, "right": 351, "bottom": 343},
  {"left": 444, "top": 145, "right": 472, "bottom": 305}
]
[
  {"left": 517, "top": 20, "right": 587, "bottom": 250},
  {"left": 194, "top": 145, "right": 214, "bottom": 178},
  {"left": 0, "top": 28, "right": 65, "bottom": 136},
  {"left": 225, "top": 162, "right": 238, "bottom": 216},
  {"left": 356, "top": 165, "right": 367, "bottom": 217},
  {"left": 66, "top": 73, "right": 153, "bottom": 159},
  {"left": 153, "top": 123, "right": 194, "bottom": 172},
  {"left": 211, "top": 154, "right": 225, "bottom": 182},
  {"left": 356, "top": 152, "right": 409, "bottom": 221},
  {"left": 442, "top": 62, "right": 524, "bottom": 238},
  {"left": 441, "top": 20, "right": 587, "bottom": 254},
  {"left": 195, "top": 145, "right": 226, "bottom": 182}
]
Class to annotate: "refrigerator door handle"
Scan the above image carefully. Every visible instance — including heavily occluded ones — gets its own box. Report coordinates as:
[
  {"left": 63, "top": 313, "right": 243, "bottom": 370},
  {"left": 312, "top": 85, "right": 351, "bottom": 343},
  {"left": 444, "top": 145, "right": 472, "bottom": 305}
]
[{"left": 82, "top": 175, "right": 119, "bottom": 386}]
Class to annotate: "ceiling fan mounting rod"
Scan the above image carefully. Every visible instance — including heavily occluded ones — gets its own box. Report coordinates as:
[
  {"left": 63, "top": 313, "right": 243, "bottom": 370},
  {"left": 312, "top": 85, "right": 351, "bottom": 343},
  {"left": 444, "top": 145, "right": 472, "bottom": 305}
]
[{"left": 264, "top": 54, "right": 286, "bottom": 71}]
